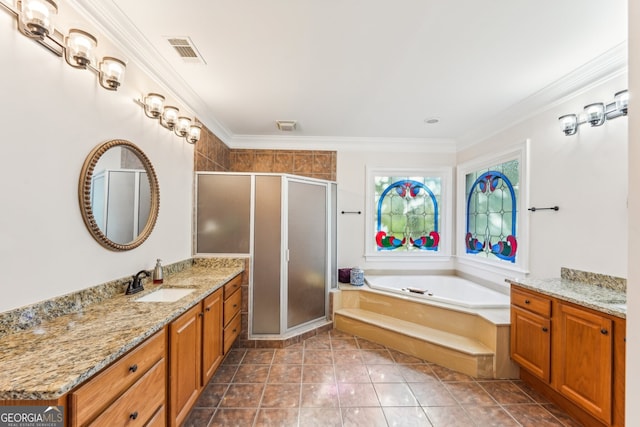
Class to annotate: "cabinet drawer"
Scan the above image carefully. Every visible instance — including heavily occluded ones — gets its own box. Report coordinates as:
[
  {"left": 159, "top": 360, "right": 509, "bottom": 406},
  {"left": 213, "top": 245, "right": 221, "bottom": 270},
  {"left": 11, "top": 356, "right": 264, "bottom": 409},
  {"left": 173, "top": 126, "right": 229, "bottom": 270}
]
[
  {"left": 224, "top": 288, "right": 242, "bottom": 326},
  {"left": 224, "top": 312, "right": 241, "bottom": 354},
  {"left": 511, "top": 287, "right": 551, "bottom": 317},
  {"left": 145, "top": 406, "right": 166, "bottom": 427},
  {"left": 70, "top": 329, "right": 166, "bottom": 426},
  {"left": 224, "top": 274, "right": 242, "bottom": 299},
  {"left": 88, "top": 359, "right": 166, "bottom": 426}
]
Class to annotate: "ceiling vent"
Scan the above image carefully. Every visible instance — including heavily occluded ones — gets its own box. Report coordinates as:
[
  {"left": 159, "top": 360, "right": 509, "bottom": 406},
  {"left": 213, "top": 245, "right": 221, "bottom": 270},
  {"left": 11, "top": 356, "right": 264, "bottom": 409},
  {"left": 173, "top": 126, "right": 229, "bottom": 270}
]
[
  {"left": 165, "top": 37, "right": 206, "bottom": 64},
  {"left": 276, "top": 120, "right": 297, "bottom": 131}
]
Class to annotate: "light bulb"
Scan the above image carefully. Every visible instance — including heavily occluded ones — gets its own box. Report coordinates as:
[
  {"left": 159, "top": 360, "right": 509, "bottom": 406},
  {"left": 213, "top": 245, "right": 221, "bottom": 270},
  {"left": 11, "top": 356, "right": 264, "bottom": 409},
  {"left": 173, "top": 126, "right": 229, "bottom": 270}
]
[
  {"left": 144, "top": 93, "right": 165, "bottom": 118},
  {"left": 186, "top": 124, "right": 202, "bottom": 144},
  {"left": 99, "top": 57, "right": 126, "bottom": 90},
  {"left": 66, "top": 29, "right": 97, "bottom": 68},
  {"left": 583, "top": 103, "right": 605, "bottom": 127},
  {"left": 175, "top": 117, "right": 191, "bottom": 137},
  {"left": 614, "top": 90, "right": 629, "bottom": 115},
  {"left": 558, "top": 114, "right": 577, "bottom": 136},
  {"left": 19, "top": 0, "right": 57, "bottom": 38},
  {"left": 162, "top": 106, "right": 179, "bottom": 129}
]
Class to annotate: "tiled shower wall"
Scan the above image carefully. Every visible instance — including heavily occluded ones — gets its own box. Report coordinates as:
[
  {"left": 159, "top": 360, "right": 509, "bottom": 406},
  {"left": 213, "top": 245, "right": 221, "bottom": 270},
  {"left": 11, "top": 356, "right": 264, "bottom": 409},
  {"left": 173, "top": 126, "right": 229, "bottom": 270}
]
[
  {"left": 194, "top": 125, "right": 336, "bottom": 180},
  {"left": 194, "top": 125, "right": 337, "bottom": 347},
  {"left": 194, "top": 126, "right": 232, "bottom": 172}
]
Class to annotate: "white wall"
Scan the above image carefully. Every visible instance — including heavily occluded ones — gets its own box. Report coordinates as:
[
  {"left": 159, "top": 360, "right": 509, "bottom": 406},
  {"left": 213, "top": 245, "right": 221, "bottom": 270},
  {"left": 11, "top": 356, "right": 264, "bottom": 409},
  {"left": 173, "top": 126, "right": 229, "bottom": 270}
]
[
  {"left": 458, "top": 75, "right": 628, "bottom": 280},
  {"left": 336, "top": 149, "right": 457, "bottom": 271},
  {"left": 626, "top": 0, "right": 639, "bottom": 423},
  {"left": 337, "top": 74, "right": 628, "bottom": 283},
  {"left": 0, "top": 9, "right": 194, "bottom": 313}
]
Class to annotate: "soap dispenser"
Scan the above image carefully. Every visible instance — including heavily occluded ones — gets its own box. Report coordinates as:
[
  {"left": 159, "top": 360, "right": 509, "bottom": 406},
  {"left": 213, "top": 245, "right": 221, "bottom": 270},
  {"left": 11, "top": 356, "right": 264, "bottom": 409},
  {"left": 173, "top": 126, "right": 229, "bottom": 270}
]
[{"left": 153, "top": 259, "right": 164, "bottom": 284}]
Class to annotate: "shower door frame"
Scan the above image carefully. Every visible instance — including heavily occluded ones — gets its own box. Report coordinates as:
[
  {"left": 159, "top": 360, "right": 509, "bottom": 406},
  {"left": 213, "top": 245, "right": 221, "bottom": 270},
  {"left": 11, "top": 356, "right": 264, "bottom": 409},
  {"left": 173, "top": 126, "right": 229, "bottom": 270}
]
[{"left": 279, "top": 176, "right": 332, "bottom": 335}]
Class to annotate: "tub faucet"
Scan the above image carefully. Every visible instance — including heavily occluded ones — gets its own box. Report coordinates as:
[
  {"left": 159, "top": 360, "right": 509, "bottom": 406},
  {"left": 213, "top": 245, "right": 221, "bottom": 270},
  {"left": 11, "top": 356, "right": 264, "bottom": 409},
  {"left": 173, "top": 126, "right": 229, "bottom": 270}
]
[{"left": 126, "top": 270, "right": 150, "bottom": 295}]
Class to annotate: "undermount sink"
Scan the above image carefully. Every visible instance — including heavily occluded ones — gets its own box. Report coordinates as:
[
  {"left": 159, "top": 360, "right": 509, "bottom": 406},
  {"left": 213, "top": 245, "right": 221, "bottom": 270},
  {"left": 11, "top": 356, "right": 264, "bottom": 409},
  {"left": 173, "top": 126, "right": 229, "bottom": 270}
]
[{"left": 134, "top": 288, "right": 195, "bottom": 303}]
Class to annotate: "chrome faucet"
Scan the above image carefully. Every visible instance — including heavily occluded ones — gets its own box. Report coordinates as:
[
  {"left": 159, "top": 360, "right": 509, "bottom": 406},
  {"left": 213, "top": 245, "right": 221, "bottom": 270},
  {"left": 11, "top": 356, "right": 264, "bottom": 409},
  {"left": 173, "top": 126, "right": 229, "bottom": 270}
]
[{"left": 126, "top": 270, "right": 150, "bottom": 295}]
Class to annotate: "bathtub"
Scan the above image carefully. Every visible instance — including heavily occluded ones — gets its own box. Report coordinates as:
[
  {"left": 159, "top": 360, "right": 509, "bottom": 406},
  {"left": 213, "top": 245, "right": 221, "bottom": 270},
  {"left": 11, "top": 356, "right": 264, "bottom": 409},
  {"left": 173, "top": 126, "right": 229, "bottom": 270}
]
[{"left": 365, "top": 275, "right": 510, "bottom": 309}]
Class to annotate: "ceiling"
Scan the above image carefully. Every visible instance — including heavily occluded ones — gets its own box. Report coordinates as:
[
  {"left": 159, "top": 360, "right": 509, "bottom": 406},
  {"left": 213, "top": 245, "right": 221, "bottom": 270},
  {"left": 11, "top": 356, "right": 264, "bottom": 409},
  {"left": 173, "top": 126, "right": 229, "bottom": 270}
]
[{"left": 76, "top": 0, "right": 628, "bottom": 150}]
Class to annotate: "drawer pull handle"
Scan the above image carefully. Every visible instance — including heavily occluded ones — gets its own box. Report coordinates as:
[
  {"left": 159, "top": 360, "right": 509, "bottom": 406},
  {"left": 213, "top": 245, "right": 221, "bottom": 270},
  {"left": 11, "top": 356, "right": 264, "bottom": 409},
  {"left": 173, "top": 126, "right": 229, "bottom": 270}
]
[
  {"left": 199, "top": 312, "right": 204, "bottom": 318},
  {"left": 542, "top": 327, "right": 548, "bottom": 332},
  {"left": 206, "top": 307, "right": 211, "bottom": 312},
  {"left": 129, "top": 364, "right": 138, "bottom": 373},
  {"left": 601, "top": 328, "right": 609, "bottom": 335},
  {"left": 233, "top": 304, "right": 238, "bottom": 308},
  {"left": 524, "top": 299, "right": 531, "bottom": 304},
  {"left": 233, "top": 328, "right": 237, "bottom": 333},
  {"left": 130, "top": 411, "right": 138, "bottom": 420}
]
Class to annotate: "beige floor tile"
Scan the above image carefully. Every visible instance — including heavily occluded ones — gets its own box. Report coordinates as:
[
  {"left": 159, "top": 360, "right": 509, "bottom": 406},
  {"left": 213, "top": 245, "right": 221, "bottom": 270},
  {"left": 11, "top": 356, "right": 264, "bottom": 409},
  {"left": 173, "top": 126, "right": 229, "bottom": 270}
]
[{"left": 186, "top": 331, "right": 583, "bottom": 427}]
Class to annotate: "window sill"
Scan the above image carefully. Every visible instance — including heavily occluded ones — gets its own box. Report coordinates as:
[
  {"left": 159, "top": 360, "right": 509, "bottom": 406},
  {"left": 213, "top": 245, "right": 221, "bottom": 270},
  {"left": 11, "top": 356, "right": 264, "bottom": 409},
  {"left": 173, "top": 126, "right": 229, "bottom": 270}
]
[{"left": 364, "top": 253, "right": 453, "bottom": 263}]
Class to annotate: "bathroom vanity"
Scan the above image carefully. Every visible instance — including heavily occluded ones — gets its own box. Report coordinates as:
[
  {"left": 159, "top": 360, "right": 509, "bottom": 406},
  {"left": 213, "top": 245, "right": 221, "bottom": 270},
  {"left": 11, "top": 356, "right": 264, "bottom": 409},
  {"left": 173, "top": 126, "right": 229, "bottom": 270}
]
[
  {"left": 0, "top": 260, "right": 244, "bottom": 427},
  {"left": 509, "top": 276, "right": 626, "bottom": 427}
]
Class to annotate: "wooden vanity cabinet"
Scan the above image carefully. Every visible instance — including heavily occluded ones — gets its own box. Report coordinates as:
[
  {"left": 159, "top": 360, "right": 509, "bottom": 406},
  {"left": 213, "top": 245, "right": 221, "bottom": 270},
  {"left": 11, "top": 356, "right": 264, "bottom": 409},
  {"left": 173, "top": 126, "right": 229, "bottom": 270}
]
[
  {"left": 554, "top": 302, "right": 612, "bottom": 424},
  {"left": 202, "top": 288, "right": 224, "bottom": 386},
  {"left": 223, "top": 273, "right": 242, "bottom": 353},
  {"left": 169, "top": 280, "right": 235, "bottom": 427},
  {"left": 169, "top": 303, "right": 202, "bottom": 427},
  {"left": 510, "top": 284, "right": 625, "bottom": 427},
  {"left": 510, "top": 287, "right": 551, "bottom": 382},
  {"left": 55, "top": 273, "right": 241, "bottom": 427},
  {"left": 4, "top": 274, "right": 243, "bottom": 427},
  {"left": 68, "top": 328, "right": 167, "bottom": 427}
]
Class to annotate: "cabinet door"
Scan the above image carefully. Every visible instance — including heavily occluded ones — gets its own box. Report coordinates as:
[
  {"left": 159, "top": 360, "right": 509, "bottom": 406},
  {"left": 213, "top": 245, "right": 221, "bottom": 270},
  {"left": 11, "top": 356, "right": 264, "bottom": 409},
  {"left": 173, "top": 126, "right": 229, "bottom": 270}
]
[
  {"left": 555, "top": 303, "right": 612, "bottom": 424},
  {"left": 510, "top": 305, "right": 551, "bottom": 382},
  {"left": 202, "top": 289, "right": 224, "bottom": 386},
  {"left": 169, "top": 304, "right": 202, "bottom": 427}
]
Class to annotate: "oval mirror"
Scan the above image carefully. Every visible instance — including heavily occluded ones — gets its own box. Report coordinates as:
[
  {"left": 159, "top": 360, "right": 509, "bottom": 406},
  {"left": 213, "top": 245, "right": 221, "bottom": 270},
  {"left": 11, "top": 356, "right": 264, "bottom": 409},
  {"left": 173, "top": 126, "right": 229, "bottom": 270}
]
[{"left": 79, "top": 139, "right": 160, "bottom": 251}]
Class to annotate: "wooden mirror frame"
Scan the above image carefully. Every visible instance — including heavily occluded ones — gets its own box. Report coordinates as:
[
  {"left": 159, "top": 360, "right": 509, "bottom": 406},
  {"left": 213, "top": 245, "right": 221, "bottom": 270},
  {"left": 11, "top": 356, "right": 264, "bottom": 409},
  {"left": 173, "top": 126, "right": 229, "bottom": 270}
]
[{"left": 78, "top": 139, "right": 160, "bottom": 251}]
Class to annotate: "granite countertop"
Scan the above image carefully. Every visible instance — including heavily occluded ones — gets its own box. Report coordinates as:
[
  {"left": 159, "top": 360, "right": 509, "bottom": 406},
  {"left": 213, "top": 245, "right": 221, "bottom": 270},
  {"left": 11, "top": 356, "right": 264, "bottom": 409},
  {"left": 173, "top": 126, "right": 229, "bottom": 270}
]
[
  {"left": 507, "top": 276, "right": 626, "bottom": 319},
  {"left": 0, "top": 260, "right": 244, "bottom": 400}
]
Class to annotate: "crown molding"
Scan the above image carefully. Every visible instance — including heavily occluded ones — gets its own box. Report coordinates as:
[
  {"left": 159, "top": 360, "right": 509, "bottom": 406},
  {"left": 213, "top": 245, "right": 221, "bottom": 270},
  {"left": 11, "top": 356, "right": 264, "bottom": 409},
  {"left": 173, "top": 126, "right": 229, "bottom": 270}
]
[
  {"left": 457, "top": 42, "right": 628, "bottom": 149},
  {"left": 59, "top": 2, "right": 628, "bottom": 153},
  {"left": 228, "top": 134, "right": 458, "bottom": 152},
  {"left": 65, "top": 0, "right": 233, "bottom": 143},
  {"left": 64, "top": 1, "right": 450, "bottom": 152}
]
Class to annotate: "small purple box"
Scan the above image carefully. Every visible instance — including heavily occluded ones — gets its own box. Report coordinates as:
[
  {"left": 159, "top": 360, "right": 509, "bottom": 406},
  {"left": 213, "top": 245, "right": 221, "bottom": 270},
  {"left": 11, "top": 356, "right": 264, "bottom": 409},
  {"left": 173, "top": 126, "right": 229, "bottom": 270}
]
[{"left": 338, "top": 268, "right": 351, "bottom": 283}]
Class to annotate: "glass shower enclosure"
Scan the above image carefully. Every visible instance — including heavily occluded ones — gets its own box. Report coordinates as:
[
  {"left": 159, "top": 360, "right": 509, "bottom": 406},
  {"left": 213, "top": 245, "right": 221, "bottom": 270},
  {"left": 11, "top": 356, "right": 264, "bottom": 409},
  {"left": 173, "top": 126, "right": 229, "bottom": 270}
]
[{"left": 196, "top": 173, "right": 337, "bottom": 338}]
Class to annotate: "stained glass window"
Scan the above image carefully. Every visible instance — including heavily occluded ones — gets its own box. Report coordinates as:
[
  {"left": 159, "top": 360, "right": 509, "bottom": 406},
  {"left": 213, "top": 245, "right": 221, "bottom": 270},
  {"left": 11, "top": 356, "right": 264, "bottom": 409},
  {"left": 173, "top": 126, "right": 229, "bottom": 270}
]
[
  {"left": 464, "top": 159, "right": 519, "bottom": 263},
  {"left": 374, "top": 176, "right": 441, "bottom": 252}
]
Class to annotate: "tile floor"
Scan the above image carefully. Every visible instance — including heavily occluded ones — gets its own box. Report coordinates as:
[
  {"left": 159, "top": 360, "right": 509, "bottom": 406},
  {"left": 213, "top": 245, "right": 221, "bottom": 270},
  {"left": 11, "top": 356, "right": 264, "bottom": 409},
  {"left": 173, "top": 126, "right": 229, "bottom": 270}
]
[{"left": 184, "top": 330, "right": 582, "bottom": 427}]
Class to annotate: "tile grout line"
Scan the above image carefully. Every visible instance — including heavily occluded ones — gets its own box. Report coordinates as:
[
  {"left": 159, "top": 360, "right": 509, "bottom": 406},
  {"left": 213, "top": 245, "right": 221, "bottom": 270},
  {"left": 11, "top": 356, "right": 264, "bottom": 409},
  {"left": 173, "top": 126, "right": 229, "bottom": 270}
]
[
  {"left": 503, "top": 379, "right": 572, "bottom": 427},
  {"left": 474, "top": 380, "right": 524, "bottom": 427},
  {"left": 327, "top": 339, "right": 346, "bottom": 427},
  {"left": 189, "top": 334, "right": 581, "bottom": 427}
]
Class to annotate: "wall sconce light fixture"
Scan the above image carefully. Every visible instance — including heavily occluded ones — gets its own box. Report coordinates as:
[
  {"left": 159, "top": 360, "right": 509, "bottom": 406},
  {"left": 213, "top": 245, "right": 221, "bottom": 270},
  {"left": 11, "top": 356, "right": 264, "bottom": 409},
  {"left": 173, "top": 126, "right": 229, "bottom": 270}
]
[
  {"left": 5, "top": 1, "right": 200, "bottom": 144},
  {"left": 99, "top": 57, "right": 126, "bottom": 90},
  {"left": 186, "top": 124, "right": 202, "bottom": 144},
  {"left": 65, "top": 28, "right": 97, "bottom": 68},
  {"left": 1, "top": 0, "right": 126, "bottom": 91},
  {"left": 175, "top": 117, "right": 192, "bottom": 137},
  {"left": 559, "top": 90, "right": 629, "bottom": 136},
  {"left": 17, "top": 0, "right": 57, "bottom": 39},
  {"left": 143, "top": 93, "right": 165, "bottom": 118},
  {"left": 136, "top": 93, "right": 202, "bottom": 144},
  {"left": 160, "top": 106, "right": 179, "bottom": 129}
]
